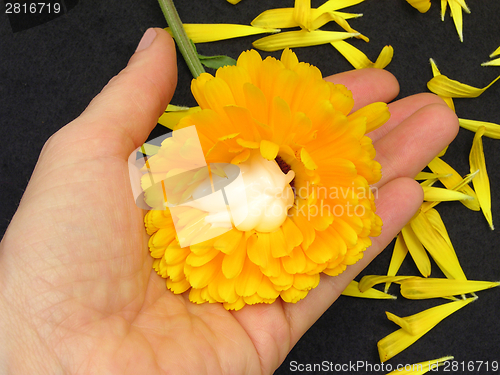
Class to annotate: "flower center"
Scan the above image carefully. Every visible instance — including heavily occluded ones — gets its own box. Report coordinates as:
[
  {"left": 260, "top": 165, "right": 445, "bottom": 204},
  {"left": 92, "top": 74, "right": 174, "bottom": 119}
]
[
  {"left": 235, "top": 153, "right": 295, "bottom": 232},
  {"left": 185, "top": 152, "right": 295, "bottom": 233}
]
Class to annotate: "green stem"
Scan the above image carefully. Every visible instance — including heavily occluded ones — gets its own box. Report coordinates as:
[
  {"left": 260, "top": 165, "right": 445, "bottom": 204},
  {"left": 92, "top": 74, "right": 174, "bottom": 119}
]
[{"left": 157, "top": 0, "right": 205, "bottom": 78}]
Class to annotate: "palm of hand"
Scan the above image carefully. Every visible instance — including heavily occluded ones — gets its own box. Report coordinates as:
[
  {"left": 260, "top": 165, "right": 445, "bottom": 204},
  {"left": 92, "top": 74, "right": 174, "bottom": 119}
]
[
  {"left": 0, "top": 29, "right": 457, "bottom": 375},
  {"left": 2, "top": 125, "right": 292, "bottom": 374}
]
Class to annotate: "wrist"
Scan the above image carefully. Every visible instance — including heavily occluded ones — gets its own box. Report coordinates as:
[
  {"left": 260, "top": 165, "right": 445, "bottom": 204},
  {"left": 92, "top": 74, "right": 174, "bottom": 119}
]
[{"left": 0, "top": 250, "right": 62, "bottom": 374}]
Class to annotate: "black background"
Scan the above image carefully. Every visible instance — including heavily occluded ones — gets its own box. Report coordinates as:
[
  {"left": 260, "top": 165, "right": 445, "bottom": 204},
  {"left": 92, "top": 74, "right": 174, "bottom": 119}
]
[{"left": 1, "top": 1, "right": 500, "bottom": 374}]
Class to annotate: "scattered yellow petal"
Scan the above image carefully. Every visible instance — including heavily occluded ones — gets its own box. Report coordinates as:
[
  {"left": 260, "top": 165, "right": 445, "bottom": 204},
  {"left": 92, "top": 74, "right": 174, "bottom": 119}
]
[
  {"left": 318, "top": 0, "right": 366, "bottom": 11},
  {"left": 490, "top": 45, "right": 500, "bottom": 57},
  {"left": 342, "top": 280, "right": 396, "bottom": 299},
  {"left": 293, "top": 0, "right": 312, "bottom": 31},
  {"left": 385, "top": 356, "right": 454, "bottom": 375},
  {"left": 448, "top": 0, "right": 464, "bottom": 42},
  {"left": 358, "top": 275, "right": 415, "bottom": 292},
  {"left": 320, "top": 12, "right": 368, "bottom": 41},
  {"left": 415, "top": 171, "right": 451, "bottom": 180},
  {"left": 331, "top": 41, "right": 393, "bottom": 70},
  {"left": 426, "top": 157, "right": 479, "bottom": 211},
  {"left": 158, "top": 106, "right": 201, "bottom": 130},
  {"left": 469, "top": 126, "right": 494, "bottom": 229},
  {"left": 406, "top": 0, "right": 431, "bottom": 13},
  {"left": 422, "top": 186, "right": 473, "bottom": 202},
  {"left": 166, "top": 24, "right": 280, "bottom": 43},
  {"left": 378, "top": 298, "right": 473, "bottom": 361},
  {"left": 400, "top": 277, "right": 500, "bottom": 299},
  {"left": 424, "top": 208, "right": 454, "bottom": 251},
  {"left": 384, "top": 233, "right": 408, "bottom": 293},
  {"left": 429, "top": 58, "right": 455, "bottom": 111},
  {"left": 481, "top": 57, "right": 500, "bottom": 67},
  {"left": 410, "top": 211, "right": 467, "bottom": 280},
  {"left": 401, "top": 223, "right": 431, "bottom": 278},
  {"left": 386, "top": 298, "right": 474, "bottom": 336},
  {"left": 253, "top": 29, "right": 358, "bottom": 52},
  {"left": 427, "top": 72, "right": 500, "bottom": 98},
  {"left": 460, "top": 118, "right": 500, "bottom": 139},
  {"left": 226, "top": 0, "right": 242, "bottom": 4}
]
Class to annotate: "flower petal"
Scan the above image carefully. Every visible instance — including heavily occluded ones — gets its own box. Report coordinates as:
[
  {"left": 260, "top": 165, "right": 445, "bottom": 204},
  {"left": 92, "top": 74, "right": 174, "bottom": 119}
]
[
  {"left": 426, "top": 156, "right": 479, "bottom": 211},
  {"left": 358, "top": 275, "right": 415, "bottom": 292},
  {"left": 378, "top": 299, "right": 474, "bottom": 362},
  {"left": 342, "top": 280, "right": 396, "bottom": 299},
  {"left": 260, "top": 139, "right": 280, "bottom": 160},
  {"left": 410, "top": 211, "right": 467, "bottom": 280},
  {"left": 400, "top": 278, "right": 500, "bottom": 299},
  {"left": 384, "top": 233, "right": 408, "bottom": 293},
  {"left": 386, "top": 298, "right": 475, "bottom": 335},
  {"left": 427, "top": 72, "right": 500, "bottom": 98},
  {"left": 348, "top": 102, "right": 390, "bottom": 133},
  {"left": 293, "top": 0, "right": 312, "bottom": 31},
  {"left": 401, "top": 223, "right": 432, "bottom": 278},
  {"left": 158, "top": 106, "right": 202, "bottom": 130},
  {"left": 167, "top": 24, "right": 280, "bottom": 43},
  {"left": 406, "top": 0, "right": 432, "bottom": 13},
  {"left": 448, "top": 0, "right": 464, "bottom": 42},
  {"left": 422, "top": 186, "right": 473, "bottom": 202},
  {"left": 253, "top": 30, "right": 358, "bottom": 52},
  {"left": 481, "top": 57, "right": 500, "bottom": 67},
  {"left": 469, "top": 126, "right": 494, "bottom": 229},
  {"left": 429, "top": 59, "right": 455, "bottom": 111},
  {"left": 460, "top": 118, "right": 500, "bottom": 138}
]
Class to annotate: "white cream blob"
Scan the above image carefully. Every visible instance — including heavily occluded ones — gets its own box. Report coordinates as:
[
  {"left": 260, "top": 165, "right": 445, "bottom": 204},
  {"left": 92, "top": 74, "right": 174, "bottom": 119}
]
[{"left": 182, "top": 153, "right": 295, "bottom": 233}]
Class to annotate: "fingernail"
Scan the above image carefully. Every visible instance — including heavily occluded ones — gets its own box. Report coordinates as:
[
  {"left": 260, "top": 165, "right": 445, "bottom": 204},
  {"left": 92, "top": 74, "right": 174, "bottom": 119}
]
[{"left": 136, "top": 28, "right": 157, "bottom": 52}]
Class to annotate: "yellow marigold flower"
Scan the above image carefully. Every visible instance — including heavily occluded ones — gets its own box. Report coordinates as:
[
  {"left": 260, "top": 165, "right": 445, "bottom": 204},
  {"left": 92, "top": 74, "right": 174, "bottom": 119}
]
[
  {"left": 400, "top": 278, "right": 500, "bottom": 299},
  {"left": 378, "top": 298, "right": 475, "bottom": 362},
  {"left": 342, "top": 280, "right": 396, "bottom": 299},
  {"left": 405, "top": 0, "right": 431, "bottom": 13},
  {"left": 469, "top": 126, "right": 494, "bottom": 229},
  {"left": 385, "top": 356, "right": 454, "bottom": 375},
  {"left": 144, "top": 49, "right": 387, "bottom": 310}
]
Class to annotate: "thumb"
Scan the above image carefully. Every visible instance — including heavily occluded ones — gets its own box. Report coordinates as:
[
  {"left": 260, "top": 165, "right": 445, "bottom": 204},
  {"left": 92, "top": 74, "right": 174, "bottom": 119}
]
[{"left": 61, "top": 28, "right": 178, "bottom": 156}]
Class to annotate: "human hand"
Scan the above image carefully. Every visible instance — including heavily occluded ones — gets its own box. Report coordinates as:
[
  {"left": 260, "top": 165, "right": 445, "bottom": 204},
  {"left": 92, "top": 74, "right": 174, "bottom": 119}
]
[{"left": 0, "top": 28, "right": 457, "bottom": 375}]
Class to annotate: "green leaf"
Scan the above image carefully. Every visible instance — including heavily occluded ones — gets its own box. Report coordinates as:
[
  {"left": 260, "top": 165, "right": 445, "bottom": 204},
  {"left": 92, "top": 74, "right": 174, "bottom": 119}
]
[
  {"left": 189, "top": 40, "right": 236, "bottom": 70},
  {"left": 198, "top": 54, "right": 237, "bottom": 69}
]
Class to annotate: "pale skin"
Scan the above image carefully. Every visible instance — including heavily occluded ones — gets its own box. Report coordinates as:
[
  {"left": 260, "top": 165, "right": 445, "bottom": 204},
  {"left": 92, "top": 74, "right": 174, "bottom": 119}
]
[{"left": 0, "top": 29, "right": 458, "bottom": 374}]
